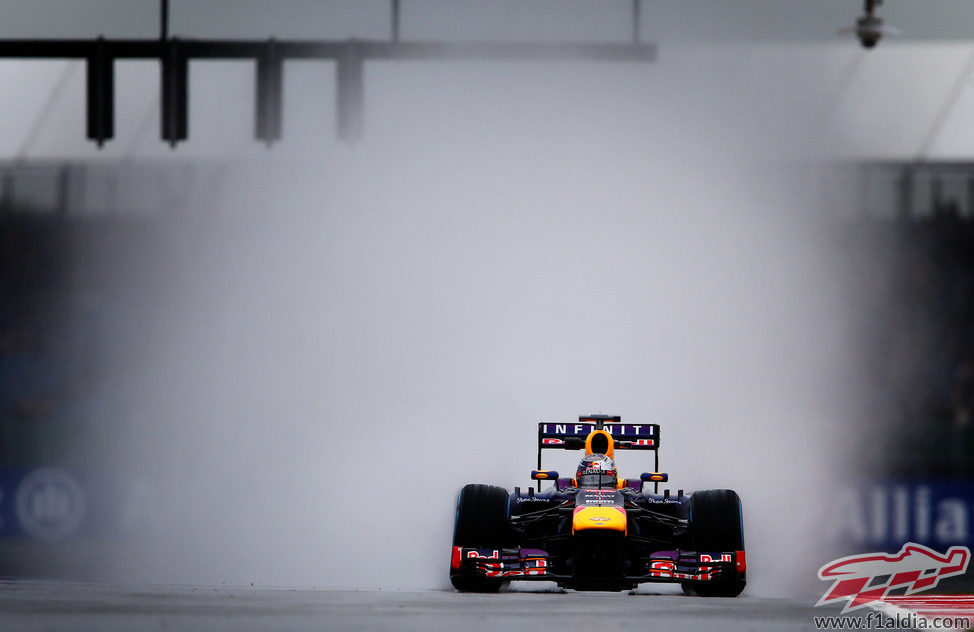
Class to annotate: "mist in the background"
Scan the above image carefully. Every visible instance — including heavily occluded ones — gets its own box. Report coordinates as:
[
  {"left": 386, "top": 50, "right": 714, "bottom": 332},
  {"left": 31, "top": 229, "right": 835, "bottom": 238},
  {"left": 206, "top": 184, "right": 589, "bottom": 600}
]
[{"left": 58, "top": 42, "right": 868, "bottom": 597}]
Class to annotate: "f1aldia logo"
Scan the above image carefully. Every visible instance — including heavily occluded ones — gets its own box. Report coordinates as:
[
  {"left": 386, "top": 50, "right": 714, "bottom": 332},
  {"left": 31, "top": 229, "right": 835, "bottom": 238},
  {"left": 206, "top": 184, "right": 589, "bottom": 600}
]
[{"left": 816, "top": 542, "right": 970, "bottom": 613}]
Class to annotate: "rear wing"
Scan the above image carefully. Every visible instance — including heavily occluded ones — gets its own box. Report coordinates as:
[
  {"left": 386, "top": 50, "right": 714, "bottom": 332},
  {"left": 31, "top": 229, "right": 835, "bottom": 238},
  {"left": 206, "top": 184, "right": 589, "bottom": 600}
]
[
  {"left": 537, "top": 421, "right": 660, "bottom": 451},
  {"left": 536, "top": 415, "right": 661, "bottom": 484}
]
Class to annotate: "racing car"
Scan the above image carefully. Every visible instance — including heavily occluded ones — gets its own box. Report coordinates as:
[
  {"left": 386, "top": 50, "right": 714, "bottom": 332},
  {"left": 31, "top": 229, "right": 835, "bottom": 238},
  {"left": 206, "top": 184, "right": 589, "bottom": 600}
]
[{"left": 449, "top": 414, "right": 745, "bottom": 595}]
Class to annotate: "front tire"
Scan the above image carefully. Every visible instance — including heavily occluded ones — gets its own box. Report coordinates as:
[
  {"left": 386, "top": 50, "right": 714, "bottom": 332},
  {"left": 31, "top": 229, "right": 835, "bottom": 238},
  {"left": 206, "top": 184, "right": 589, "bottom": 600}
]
[
  {"left": 681, "top": 489, "right": 746, "bottom": 597},
  {"left": 450, "top": 483, "right": 512, "bottom": 592}
]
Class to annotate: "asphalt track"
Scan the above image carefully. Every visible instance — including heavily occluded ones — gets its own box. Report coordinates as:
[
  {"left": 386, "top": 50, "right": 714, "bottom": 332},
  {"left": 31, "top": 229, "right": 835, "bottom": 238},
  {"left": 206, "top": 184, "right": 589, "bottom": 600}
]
[{"left": 0, "top": 580, "right": 838, "bottom": 632}]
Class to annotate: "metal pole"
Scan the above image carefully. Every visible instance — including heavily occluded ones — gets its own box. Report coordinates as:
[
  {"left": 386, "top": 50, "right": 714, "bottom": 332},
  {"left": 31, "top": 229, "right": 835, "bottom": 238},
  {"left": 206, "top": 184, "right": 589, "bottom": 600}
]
[
  {"left": 255, "top": 38, "right": 283, "bottom": 144},
  {"left": 161, "top": 0, "right": 169, "bottom": 40},
  {"left": 336, "top": 44, "right": 364, "bottom": 144},
  {"left": 391, "top": 0, "right": 400, "bottom": 43},
  {"left": 632, "top": 0, "right": 641, "bottom": 44},
  {"left": 161, "top": 38, "right": 188, "bottom": 146}
]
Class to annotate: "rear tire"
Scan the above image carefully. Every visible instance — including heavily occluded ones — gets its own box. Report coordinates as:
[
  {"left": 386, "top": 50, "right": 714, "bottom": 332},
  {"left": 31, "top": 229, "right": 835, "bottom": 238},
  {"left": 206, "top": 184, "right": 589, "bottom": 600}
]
[
  {"left": 681, "top": 489, "right": 745, "bottom": 598},
  {"left": 450, "top": 483, "right": 512, "bottom": 592}
]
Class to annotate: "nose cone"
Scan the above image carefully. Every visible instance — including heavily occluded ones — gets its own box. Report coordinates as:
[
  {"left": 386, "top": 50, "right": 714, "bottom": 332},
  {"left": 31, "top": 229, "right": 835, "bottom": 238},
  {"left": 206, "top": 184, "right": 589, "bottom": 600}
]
[{"left": 572, "top": 506, "right": 627, "bottom": 534}]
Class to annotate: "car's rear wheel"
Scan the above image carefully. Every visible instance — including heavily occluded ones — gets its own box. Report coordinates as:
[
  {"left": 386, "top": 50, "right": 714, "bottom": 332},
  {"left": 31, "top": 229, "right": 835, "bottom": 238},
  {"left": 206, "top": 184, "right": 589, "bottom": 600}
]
[
  {"left": 681, "top": 488, "right": 746, "bottom": 597},
  {"left": 450, "top": 483, "right": 512, "bottom": 592}
]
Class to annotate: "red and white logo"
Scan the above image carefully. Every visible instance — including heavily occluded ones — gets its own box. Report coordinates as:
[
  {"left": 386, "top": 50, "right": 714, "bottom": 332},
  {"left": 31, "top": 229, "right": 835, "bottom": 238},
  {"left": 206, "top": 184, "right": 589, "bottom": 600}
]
[{"left": 817, "top": 543, "right": 970, "bottom": 613}]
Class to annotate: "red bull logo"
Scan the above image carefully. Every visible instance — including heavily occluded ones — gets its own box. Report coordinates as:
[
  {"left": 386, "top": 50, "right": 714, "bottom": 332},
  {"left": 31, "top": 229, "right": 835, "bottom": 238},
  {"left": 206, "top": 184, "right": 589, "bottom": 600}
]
[{"left": 817, "top": 543, "right": 970, "bottom": 613}]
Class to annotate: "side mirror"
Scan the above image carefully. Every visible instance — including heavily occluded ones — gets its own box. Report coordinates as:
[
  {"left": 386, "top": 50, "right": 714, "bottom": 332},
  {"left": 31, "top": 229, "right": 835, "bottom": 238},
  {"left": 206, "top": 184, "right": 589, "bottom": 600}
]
[
  {"left": 640, "top": 472, "right": 668, "bottom": 483},
  {"left": 531, "top": 470, "right": 559, "bottom": 480}
]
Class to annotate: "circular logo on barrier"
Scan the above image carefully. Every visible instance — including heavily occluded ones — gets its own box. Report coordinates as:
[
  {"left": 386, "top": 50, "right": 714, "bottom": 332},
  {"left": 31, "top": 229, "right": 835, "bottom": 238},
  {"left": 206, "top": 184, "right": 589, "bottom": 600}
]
[{"left": 14, "top": 468, "right": 87, "bottom": 543}]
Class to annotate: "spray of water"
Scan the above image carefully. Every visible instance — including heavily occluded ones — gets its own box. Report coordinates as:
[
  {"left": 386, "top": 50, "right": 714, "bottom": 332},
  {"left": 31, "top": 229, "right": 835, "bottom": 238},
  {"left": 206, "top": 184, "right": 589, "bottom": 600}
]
[{"left": 63, "top": 43, "right": 867, "bottom": 597}]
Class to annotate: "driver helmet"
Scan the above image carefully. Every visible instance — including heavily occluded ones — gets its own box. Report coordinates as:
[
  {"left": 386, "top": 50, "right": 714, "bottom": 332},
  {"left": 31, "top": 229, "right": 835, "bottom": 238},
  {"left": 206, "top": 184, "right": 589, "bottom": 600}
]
[{"left": 576, "top": 454, "right": 618, "bottom": 488}]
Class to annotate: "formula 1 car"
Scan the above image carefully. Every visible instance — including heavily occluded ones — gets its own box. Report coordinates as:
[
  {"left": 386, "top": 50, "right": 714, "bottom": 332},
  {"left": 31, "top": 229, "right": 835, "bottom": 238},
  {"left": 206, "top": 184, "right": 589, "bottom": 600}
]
[{"left": 449, "top": 414, "right": 745, "bottom": 595}]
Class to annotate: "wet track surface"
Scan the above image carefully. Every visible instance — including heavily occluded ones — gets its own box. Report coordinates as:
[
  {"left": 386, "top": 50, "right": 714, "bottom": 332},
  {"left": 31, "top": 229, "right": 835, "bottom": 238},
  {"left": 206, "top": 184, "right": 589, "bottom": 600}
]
[{"left": 0, "top": 580, "right": 831, "bottom": 632}]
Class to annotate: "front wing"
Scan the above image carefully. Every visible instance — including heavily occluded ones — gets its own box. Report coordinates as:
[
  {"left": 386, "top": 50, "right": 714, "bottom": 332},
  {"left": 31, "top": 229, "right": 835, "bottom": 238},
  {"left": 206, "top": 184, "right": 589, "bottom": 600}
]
[{"left": 451, "top": 546, "right": 745, "bottom": 583}]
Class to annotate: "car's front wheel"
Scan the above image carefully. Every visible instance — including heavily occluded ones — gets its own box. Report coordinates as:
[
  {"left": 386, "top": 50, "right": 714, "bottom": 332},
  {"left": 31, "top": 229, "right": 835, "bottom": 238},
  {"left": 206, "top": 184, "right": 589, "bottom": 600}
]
[
  {"left": 681, "top": 488, "right": 746, "bottom": 597},
  {"left": 450, "top": 483, "right": 512, "bottom": 592}
]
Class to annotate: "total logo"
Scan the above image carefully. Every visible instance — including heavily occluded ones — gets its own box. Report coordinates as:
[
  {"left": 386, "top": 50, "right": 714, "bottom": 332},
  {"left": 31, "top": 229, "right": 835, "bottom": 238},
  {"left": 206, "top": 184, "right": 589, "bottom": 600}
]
[{"left": 589, "top": 516, "right": 611, "bottom": 523}]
